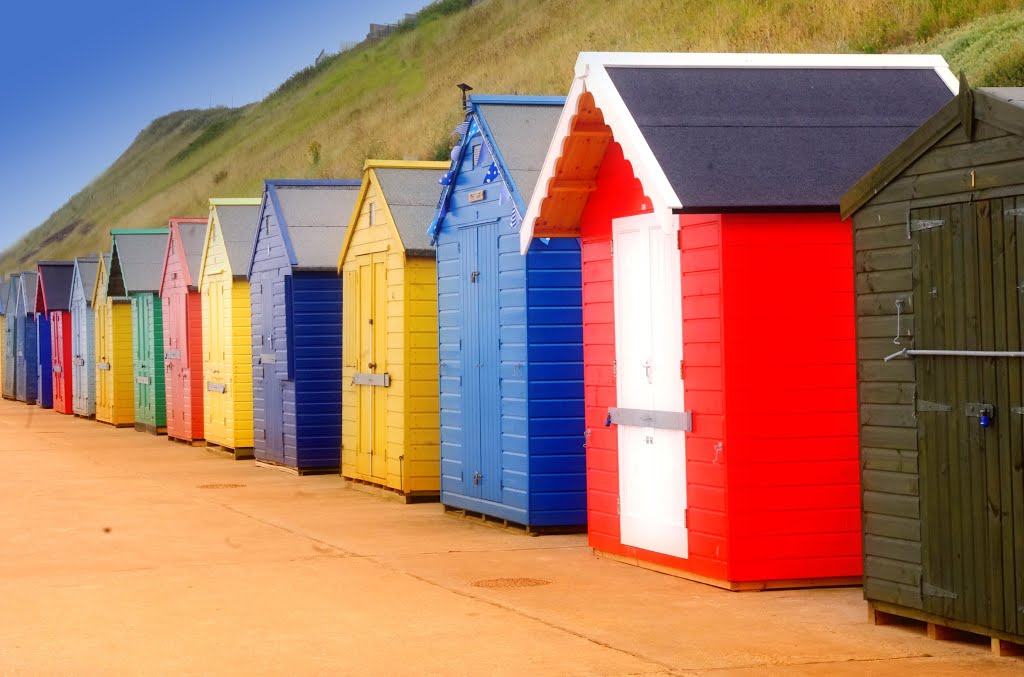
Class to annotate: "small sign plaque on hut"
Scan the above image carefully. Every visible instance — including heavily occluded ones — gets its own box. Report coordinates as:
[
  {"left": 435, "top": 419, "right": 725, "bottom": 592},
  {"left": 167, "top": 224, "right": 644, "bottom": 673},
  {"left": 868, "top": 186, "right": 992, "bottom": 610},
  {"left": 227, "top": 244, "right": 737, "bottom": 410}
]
[{"left": 468, "top": 189, "right": 485, "bottom": 203}]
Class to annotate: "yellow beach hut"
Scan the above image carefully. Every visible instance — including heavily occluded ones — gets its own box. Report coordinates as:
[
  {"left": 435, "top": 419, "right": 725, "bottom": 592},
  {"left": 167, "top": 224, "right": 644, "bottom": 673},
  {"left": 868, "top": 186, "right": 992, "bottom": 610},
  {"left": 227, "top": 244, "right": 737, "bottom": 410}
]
[
  {"left": 197, "top": 198, "right": 262, "bottom": 457},
  {"left": 338, "top": 159, "right": 447, "bottom": 499},
  {"left": 93, "top": 253, "right": 134, "bottom": 426}
]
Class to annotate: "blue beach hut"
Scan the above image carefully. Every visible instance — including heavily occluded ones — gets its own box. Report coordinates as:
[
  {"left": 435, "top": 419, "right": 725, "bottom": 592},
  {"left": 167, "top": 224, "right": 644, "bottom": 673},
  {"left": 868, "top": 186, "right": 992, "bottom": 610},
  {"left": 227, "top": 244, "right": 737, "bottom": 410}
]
[
  {"left": 3, "top": 276, "right": 18, "bottom": 400},
  {"left": 15, "top": 272, "right": 38, "bottom": 403},
  {"left": 247, "top": 179, "right": 360, "bottom": 472},
  {"left": 427, "top": 95, "right": 587, "bottom": 529}
]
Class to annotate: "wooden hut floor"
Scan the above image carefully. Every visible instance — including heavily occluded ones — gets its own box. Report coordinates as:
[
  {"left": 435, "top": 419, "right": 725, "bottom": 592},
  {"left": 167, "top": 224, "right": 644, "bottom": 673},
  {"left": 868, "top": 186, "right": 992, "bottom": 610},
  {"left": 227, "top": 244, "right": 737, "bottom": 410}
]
[{"left": 0, "top": 397, "right": 1020, "bottom": 674}]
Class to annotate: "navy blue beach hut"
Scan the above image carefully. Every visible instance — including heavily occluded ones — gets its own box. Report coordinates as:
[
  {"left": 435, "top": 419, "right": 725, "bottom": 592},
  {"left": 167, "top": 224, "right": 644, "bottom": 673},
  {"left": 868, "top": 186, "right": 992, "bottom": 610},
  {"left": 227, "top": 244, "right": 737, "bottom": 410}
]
[
  {"left": 3, "top": 276, "right": 18, "bottom": 400},
  {"left": 247, "top": 179, "right": 360, "bottom": 472},
  {"left": 15, "top": 272, "right": 38, "bottom": 403},
  {"left": 427, "top": 95, "right": 587, "bottom": 529},
  {"left": 0, "top": 278, "right": 10, "bottom": 399}
]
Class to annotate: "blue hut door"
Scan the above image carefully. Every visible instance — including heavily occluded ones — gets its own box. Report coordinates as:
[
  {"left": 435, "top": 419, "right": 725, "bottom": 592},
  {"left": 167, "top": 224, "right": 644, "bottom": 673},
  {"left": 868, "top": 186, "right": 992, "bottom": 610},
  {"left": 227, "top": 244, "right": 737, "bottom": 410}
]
[
  {"left": 461, "top": 222, "right": 502, "bottom": 503},
  {"left": 262, "top": 276, "right": 284, "bottom": 463},
  {"left": 37, "top": 316, "right": 52, "bottom": 406}
]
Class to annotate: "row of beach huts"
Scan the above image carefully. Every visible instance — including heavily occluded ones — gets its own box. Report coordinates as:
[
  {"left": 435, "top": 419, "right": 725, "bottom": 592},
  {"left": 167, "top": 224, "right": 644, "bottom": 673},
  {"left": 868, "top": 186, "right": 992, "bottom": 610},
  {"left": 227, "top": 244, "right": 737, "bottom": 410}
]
[{"left": 2, "top": 52, "right": 1023, "bottom": 654}]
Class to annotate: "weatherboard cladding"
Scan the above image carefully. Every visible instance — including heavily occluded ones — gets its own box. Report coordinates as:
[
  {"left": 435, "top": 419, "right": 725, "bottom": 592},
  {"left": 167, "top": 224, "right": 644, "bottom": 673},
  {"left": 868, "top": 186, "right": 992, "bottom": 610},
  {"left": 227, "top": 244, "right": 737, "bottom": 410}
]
[
  {"left": 374, "top": 168, "right": 447, "bottom": 255},
  {"left": 3, "top": 276, "right": 19, "bottom": 398},
  {"left": 250, "top": 181, "right": 351, "bottom": 470},
  {"left": 436, "top": 97, "right": 585, "bottom": 527},
  {"left": 605, "top": 67, "right": 953, "bottom": 211},
  {"left": 216, "top": 204, "right": 261, "bottom": 277},
  {"left": 71, "top": 257, "right": 99, "bottom": 416},
  {"left": 271, "top": 182, "right": 361, "bottom": 270},
  {"left": 15, "top": 272, "right": 38, "bottom": 403},
  {"left": 843, "top": 87, "right": 1024, "bottom": 640}
]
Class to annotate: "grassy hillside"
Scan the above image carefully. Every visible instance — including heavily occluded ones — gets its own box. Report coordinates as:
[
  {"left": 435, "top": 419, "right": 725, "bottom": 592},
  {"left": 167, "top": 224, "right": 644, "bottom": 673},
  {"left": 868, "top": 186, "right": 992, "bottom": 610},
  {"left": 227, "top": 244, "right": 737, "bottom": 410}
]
[{"left": 3, "top": 0, "right": 1024, "bottom": 274}]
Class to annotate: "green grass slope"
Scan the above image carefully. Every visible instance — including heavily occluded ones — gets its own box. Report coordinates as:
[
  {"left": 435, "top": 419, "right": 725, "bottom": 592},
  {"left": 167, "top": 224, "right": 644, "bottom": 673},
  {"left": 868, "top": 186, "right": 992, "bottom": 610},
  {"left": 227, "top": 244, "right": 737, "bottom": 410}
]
[{"left": 3, "top": 0, "right": 1024, "bottom": 274}]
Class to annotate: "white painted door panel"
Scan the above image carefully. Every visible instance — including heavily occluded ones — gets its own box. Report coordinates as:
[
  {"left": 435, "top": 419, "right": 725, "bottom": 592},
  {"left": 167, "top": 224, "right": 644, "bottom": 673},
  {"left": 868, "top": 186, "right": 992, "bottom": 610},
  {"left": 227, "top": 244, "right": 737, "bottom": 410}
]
[{"left": 612, "top": 214, "right": 688, "bottom": 559}]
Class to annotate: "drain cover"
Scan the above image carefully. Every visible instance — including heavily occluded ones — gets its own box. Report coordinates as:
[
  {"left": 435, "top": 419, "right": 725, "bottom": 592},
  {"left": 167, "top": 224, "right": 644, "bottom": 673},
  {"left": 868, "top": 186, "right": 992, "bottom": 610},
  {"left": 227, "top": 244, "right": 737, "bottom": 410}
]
[
  {"left": 471, "top": 577, "right": 551, "bottom": 589},
  {"left": 196, "top": 483, "right": 246, "bottom": 489}
]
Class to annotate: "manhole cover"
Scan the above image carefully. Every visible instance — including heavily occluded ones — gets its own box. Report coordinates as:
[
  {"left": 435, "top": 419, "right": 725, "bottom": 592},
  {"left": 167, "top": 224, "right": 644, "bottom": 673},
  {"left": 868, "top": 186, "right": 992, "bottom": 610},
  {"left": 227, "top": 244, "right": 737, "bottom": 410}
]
[
  {"left": 471, "top": 577, "right": 551, "bottom": 589},
  {"left": 196, "top": 483, "right": 246, "bottom": 489}
]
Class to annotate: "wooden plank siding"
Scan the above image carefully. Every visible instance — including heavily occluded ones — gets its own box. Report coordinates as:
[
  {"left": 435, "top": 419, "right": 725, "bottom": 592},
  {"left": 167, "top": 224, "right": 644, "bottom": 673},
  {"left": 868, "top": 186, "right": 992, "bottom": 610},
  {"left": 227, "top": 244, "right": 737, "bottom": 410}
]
[
  {"left": 200, "top": 215, "right": 254, "bottom": 451},
  {"left": 850, "top": 110, "right": 1024, "bottom": 636},
  {"left": 71, "top": 267, "right": 96, "bottom": 417}
]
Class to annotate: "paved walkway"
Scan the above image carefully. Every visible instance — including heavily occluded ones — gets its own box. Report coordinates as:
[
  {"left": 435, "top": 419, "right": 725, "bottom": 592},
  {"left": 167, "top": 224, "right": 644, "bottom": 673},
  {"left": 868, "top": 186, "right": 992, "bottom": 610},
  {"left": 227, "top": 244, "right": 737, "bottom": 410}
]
[{"left": 0, "top": 398, "right": 1018, "bottom": 675}]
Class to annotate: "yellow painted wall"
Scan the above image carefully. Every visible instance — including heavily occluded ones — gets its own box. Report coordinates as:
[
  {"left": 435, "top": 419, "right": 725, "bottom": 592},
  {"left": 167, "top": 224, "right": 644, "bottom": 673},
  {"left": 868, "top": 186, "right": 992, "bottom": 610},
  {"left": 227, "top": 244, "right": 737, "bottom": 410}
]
[
  {"left": 340, "top": 166, "right": 440, "bottom": 495},
  {"left": 93, "top": 258, "right": 135, "bottom": 426},
  {"left": 198, "top": 206, "right": 254, "bottom": 449}
]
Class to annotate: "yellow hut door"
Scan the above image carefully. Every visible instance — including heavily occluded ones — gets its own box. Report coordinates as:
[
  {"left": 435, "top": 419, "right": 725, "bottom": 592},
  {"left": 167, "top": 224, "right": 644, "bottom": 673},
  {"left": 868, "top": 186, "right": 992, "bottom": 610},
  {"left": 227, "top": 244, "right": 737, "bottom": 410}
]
[
  {"left": 95, "top": 303, "right": 110, "bottom": 417},
  {"left": 356, "top": 252, "right": 388, "bottom": 482},
  {"left": 206, "top": 280, "right": 224, "bottom": 432}
]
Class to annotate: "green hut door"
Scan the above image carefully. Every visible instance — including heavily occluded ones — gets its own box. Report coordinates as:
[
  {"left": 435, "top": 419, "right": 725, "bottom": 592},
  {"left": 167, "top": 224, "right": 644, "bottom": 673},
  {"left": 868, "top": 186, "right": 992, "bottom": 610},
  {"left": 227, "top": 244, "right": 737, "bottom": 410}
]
[
  {"left": 132, "top": 293, "right": 164, "bottom": 428},
  {"left": 912, "top": 199, "right": 1024, "bottom": 637}
]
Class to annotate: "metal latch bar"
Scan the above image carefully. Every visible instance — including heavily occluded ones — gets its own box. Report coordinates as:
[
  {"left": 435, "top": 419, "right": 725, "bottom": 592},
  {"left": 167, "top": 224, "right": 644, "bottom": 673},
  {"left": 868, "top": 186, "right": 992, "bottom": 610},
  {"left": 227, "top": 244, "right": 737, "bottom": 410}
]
[
  {"left": 885, "top": 348, "right": 1024, "bottom": 362},
  {"left": 607, "top": 408, "right": 692, "bottom": 432},
  {"left": 352, "top": 372, "right": 391, "bottom": 387}
]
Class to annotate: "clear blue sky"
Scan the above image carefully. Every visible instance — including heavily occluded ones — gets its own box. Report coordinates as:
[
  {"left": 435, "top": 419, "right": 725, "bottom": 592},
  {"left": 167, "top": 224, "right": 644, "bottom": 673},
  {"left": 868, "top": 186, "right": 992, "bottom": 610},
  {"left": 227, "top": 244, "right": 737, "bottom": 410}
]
[{"left": 0, "top": 0, "right": 428, "bottom": 252}]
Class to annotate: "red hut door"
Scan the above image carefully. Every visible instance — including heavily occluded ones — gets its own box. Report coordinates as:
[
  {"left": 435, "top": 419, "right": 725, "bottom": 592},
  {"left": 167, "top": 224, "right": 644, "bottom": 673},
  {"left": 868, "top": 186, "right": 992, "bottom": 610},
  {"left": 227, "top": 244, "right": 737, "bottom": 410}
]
[
  {"left": 165, "top": 291, "right": 187, "bottom": 436},
  {"left": 612, "top": 214, "right": 688, "bottom": 559},
  {"left": 51, "top": 312, "right": 68, "bottom": 412}
]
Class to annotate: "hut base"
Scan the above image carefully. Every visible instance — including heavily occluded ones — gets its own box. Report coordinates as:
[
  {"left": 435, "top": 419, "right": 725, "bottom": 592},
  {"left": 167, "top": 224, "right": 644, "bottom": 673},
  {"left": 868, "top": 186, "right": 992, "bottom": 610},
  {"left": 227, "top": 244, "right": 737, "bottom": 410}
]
[
  {"left": 72, "top": 412, "right": 96, "bottom": 420},
  {"left": 167, "top": 435, "right": 206, "bottom": 447},
  {"left": 869, "top": 601, "right": 1024, "bottom": 658},
  {"left": 96, "top": 418, "right": 134, "bottom": 428},
  {"left": 135, "top": 423, "right": 167, "bottom": 436},
  {"left": 593, "top": 549, "right": 862, "bottom": 592},
  {"left": 254, "top": 459, "right": 336, "bottom": 476},
  {"left": 205, "top": 442, "right": 254, "bottom": 461},
  {"left": 442, "top": 504, "right": 585, "bottom": 536},
  {"left": 342, "top": 476, "right": 438, "bottom": 504}
]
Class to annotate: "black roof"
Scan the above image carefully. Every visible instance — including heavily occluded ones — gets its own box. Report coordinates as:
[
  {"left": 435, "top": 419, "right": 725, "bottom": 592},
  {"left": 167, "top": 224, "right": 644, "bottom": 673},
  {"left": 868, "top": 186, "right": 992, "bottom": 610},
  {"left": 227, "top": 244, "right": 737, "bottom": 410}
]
[
  {"left": 606, "top": 67, "right": 953, "bottom": 211},
  {"left": 37, "top": 262, "right": 75, "bottom": 312}
]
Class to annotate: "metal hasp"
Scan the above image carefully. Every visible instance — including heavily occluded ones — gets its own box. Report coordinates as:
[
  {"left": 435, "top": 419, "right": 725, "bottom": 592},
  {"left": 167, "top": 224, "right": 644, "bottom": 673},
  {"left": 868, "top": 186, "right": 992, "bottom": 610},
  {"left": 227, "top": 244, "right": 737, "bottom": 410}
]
[
  {"left": 607, "top": 407, "right": 693, "bottom": 432},
  {"left": 885, "top": 347, "right": 1024, "bottom": 362},
  {"left": 352, "top": 372, "right": 391, "bottom": 387},
  {"left": 165, "top": 350, "right": 181, "bottom": 360},
  {"left": 207, "top": 382, "right": 226, "bottom": 394},
  {"left": 135, "top": 376, "right": 150, "bottom": 385},
  {"left": 97, "top": 362, "right": 111, "bottom": 371},
  {"left": 258, "top": 354, "right": 276, "bottom": 364}
]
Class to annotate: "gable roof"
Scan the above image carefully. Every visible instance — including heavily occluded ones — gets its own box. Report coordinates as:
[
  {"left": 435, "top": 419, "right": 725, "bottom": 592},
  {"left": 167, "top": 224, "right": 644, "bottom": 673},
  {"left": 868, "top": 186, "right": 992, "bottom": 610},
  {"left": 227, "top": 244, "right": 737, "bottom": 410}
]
[
  {"left": 36, "top": 261, "right": 75, "bottom": 313},
  {"left": 209, "top": 199, "right": 261, "bottom": 279},
  {"left": 72, "top": 256, "right": 100, "bottom": 308},
  {"left": 427, "top": 95, "right": 564, "bottom": 243},
  {"left": 251, "top": 179, "right": 361, "bottom": 273},
  {"left": 0, "top": 279, "right": 9, "bottom": 315},
  {"left": 5, "top": 275, "right": 19, "bottom": 317},
  {"left": 108, "top": 229, "right": 171, "bottom": 296},
  {"left": 92, "top": 255, "right": 112, "bottom": 307},
  {"left": 520, "top": 52, "right": 957, "bottom": 252},
  {"left": 159, "top": 218, "right": 207, "bottom": 294},
  {"left": 18, "top": 272, "right": 38, "bottom": 316},
  {"left": 841, "top": 86, "right": 1024, "bottom": 218}
]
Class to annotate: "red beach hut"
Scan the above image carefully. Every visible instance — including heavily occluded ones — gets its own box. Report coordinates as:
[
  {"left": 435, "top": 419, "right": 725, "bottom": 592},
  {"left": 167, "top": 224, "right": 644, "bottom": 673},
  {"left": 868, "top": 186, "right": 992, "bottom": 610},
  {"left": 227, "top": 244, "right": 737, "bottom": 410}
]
[
  {"left": 519, "top": 53, "right": 957, "bottom": 589},
  {"left": 159, "top": 217, "right": 209, "bottom": 444},
  {"left": 37, "top": 261, "right": 76, "bottom": 414}
]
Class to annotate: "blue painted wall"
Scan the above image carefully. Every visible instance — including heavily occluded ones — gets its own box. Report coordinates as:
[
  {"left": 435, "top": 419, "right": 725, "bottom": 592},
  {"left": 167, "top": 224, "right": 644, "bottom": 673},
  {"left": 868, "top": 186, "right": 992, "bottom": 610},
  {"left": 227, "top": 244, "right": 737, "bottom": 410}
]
[
  {"left": 3, "top": 281, "right": 17, "bottom": 399},
  {"left": 435, "top": 108, "right": 585, "bottom": 528},
  {"left": 36, "top": 314, "right": 53, "bottom": 408},
  {"left": 249, "top": 198, "right": 343, "bottom": 471}
]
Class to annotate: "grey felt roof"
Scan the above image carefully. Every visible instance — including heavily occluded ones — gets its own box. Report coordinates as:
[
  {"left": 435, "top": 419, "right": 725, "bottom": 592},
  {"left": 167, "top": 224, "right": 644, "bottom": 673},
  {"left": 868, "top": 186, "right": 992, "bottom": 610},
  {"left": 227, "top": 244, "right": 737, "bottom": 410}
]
[
  {"left": 605, "top": 66, "right": 953, "bottom": 211},
  {"left": 217, "top": 204, "right": 261, "bottom": 277},
  {"left": 981, "top": 87, "right": 1024, "bottom": 109},
  {"left": 112, "top": 231, "right": 170, "bottom": 293},
  {"left": 175, "top": 222, "right": 208, "bottom": 287},
  {"left": 37, "top": 262, "right": 75, "bottom": 312},
  {"left": 478, "top": 102, "right": 563, "bottom": 205},
  {"left": 5, "top": 276, "right": 19, "bottom": 315},
  {"left": 0, "top": 280, "right": 9, "bottom": 315},
  {"left": 19, "top": 272, "right": 38, "bottom": 315},
  {"left": 374, "top": 167, "right": 448, "bottom": 256},
  {"left": 75, "top": 257, "right": 100, "bottom": 307},
  {"left": 275, "top": 184, "right": 360, "bottom": 270}
]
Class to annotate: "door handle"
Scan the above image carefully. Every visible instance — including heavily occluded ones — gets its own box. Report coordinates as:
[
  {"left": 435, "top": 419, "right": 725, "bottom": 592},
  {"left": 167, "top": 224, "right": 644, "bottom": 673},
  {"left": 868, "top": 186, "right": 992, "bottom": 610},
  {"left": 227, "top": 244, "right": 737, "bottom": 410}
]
[
  {"left": 368, "top": 362, "right": 377, "bottom": 370},
  {"left": 643, "top": 360, "right": 652, "bottom": 383}
]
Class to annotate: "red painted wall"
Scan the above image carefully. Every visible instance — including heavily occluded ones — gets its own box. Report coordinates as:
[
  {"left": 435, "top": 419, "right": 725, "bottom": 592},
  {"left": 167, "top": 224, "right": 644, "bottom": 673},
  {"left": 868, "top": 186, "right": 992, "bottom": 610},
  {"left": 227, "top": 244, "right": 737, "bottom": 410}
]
[
  {"left": 161, "top": 233, "right": 205, "bottom": 442},
  {"left": 720, "top": 212, "right": 861, "bottom": 580},
  {"left": 50, "top": 311, "right": 73, "bottom": 414}
]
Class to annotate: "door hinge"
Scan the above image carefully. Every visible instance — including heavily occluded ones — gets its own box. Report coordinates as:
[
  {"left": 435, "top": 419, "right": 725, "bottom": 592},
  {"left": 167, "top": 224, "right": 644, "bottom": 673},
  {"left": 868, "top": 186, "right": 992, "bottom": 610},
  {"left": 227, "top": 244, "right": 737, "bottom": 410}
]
[
  {"left": 612, "top": 359, "right": 616, "bottom": 378},
  {"left": 684, "top": 508, "right": 688, "bottom": 528},
  {"left": 677, "top": 229, "right": 683, "bottom": 250},
  {"left": 617, "top": 496, "right": 621, "bottom": 515},
  {"left": 610, "top": 240, "right": 614, "bottom": 256},
  {"left": 921, "top": 582, "right": 958, "bottom": 600},
  {"left": 471, "top": 271, "right": 479, "bottom": 283},
  {"left": 680, "top": 359, "right": 684, "bottom": 379}
]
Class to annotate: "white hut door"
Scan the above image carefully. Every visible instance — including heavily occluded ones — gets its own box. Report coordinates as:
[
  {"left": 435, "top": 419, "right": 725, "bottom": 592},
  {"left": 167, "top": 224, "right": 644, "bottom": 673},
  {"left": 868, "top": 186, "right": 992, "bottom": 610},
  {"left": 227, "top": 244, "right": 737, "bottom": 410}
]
[{"left": 612, "top": 214, "right": 688, "bottom": 560}]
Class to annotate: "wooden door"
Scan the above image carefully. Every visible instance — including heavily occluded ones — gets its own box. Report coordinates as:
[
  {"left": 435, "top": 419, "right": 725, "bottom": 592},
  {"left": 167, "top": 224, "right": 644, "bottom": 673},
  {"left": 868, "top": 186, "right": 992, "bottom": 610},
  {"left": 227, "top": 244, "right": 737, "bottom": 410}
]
[
  {"left": 261, "top": 274, "right": 284, "bottom": 463},
  {"left": 913, "top": 199, "right": 1024, "bottom": 636},
  {"left": 3, "top": 306, "right": 16, "bottom": 397},
  {"left": 132, "top": 296, "right": 150, "bottom": 422},
  {"left": 51, "top": 313, "right": 66, "bottom": 410},
  {"left": 95, "top": 302, "right": 110, "bottom": 417},
  {"left": 164, "top": 292, "right": 183, "bottom": 432},
  {"left": 355, "top": 253, "right": 388, "bottom": 481},
  {"left": 72, "top": 304, "right": 87, "bottom": 412},
  {"left": 205, "top": 281, "right": 224, "bottom": 437},
  {"left": 612, "top": 214, "right": 688, "bottom": 560}
]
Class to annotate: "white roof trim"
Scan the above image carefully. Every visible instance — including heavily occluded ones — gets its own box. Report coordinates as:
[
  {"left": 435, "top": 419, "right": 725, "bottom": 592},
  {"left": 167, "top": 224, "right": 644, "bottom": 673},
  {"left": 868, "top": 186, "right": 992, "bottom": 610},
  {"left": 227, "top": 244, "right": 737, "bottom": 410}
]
[{"left": 519, "top": 51, "right": 958, "bottom": 253}]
